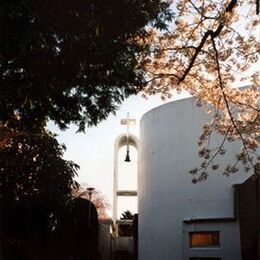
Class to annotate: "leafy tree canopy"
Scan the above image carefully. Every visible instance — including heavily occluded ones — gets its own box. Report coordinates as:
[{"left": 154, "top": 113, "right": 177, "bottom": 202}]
[
  {"left": 0, "top": 125, "right": 79, "bottom": 257},
  {"left": 0, "top": 0, "right": 172, "bottom": 131},
  {"left": 0, "top": 125, "right": 78, "bottom": 208},
  {"left": 120, "top": 210, "right": 134, "bottom": 220}
]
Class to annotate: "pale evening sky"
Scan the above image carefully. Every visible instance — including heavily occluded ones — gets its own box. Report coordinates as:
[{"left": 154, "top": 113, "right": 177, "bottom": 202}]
[{"left": 49, "top": 92, "right": 189, "bottom": 216}]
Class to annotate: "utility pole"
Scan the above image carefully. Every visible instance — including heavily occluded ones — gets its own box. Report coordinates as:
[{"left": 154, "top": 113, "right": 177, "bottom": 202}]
[{"left": 87, "top": 187, "right": 95, "bottom": 227}]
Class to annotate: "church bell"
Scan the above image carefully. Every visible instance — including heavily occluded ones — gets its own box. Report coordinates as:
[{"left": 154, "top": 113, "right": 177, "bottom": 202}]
[{"left": 125, "top": 149, "right": 131, "bottom": 162}]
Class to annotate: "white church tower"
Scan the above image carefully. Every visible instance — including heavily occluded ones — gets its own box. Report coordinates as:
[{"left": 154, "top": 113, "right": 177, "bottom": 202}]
[
  {"left": 113, "top": 113, "right": 139, "bottom": 223},
  {"left": 112, "top": 113, "right": 139, "bottom": 258}
]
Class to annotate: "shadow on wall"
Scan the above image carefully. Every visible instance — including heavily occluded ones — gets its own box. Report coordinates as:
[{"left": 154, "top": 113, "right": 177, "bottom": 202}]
[{"left": 237, "top": 175, "right": 260, "bottom": 260}]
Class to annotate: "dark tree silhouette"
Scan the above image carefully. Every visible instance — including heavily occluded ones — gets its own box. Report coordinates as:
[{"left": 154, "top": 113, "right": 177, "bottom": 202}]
[
  {"left": 57, "top": 198, "right": 100, "bottom": 259},
  {"left": 0, "top": 126, "right": 78, "bottom": 259},
  {"left": 0, "top": 1, "right": 172, "bottom": 258},
  {"left": 0, "top": 0, "right": 172, "bottom": 131}
]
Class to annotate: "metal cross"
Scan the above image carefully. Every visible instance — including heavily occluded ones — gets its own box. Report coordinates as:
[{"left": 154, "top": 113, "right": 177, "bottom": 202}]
[{"left": 121, "top": 112, "right": 136, "bottom": 135}]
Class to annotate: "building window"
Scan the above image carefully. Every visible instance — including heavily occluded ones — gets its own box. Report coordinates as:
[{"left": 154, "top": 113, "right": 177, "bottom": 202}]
[
  {"left": 190, "top": 258, "right": 221, "bottom": 260},
  {"left": 189, "top": 231, "right": 220, "bottom": 247}
]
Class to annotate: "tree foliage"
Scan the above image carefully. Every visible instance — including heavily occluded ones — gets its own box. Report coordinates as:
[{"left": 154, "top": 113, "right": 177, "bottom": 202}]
[
  {"left": 118, "top": 210, "right": 135, "bottom": 237},
  {"left": 0, "top": 1, "right": 172, "bottom": 257},
  {"left": 56, "top": 198, "right": 100, "bottom": 259},
  {"left": 72, "top": 183, "right": 111, "bottom": 219},
  {"left": 140, "top": 0, "right": 259, "bottom": 180},
  {"left": 0, "top": 0, "right": 172, "bottom": 131},
  {"left": 0, "top": 126, "right": 78, "bottom": 205},
  {"left": 120, "top": 210, "right": 134, "bottom": 220},
  {"left": 0, "top": 125, "right": 79, "bottom": 258}
]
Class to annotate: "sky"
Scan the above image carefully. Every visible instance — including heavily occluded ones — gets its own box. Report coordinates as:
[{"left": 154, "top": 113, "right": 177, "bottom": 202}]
[
  {"left": 49, "top": 92, "right": 189, "bottom": 217},
  {"left": 47, "top": 3, "right": 259, "bottom": 218}
]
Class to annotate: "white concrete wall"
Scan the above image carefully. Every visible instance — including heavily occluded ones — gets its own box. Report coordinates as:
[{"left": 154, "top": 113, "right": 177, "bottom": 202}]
[
  {"left": 99, "top": 220, "right": 113, "bottom": 260},
  {"left": 183, "top": 222, "right": 241, "bottom": 260},
  {"left": 139, "top": 97, "right": 252, "bottom": 260}
]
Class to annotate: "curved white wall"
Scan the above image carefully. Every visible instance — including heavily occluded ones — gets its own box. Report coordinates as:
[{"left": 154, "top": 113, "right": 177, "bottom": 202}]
[{"left": 138, "top": 97, "right": 251, "bottom": 260}]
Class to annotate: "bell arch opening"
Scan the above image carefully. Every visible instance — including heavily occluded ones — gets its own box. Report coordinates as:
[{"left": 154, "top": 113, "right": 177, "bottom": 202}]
[{"left": 113, "top": 134, "right": 139, "bottom": 224}]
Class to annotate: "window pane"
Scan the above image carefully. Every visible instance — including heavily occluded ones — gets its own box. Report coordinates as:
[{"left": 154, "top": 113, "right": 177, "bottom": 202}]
[
  {"left": 190, "top": 258, "right": 221, "bottom": 260},
  {"left": 189, "top": 231, "right": 220, "bottom": 247}
]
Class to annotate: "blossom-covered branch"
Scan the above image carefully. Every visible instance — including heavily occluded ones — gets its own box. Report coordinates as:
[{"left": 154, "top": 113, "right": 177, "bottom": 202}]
[{"left": 141, "top": 0, "right": 259, "bottom": 179}]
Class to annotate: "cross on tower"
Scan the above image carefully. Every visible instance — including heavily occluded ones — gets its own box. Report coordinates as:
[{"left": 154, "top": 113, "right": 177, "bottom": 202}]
[{"left": 121, "top": 112, "right": 136, "bottom": 162}]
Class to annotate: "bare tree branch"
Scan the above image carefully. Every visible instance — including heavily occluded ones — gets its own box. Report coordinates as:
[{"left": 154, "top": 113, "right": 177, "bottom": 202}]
[{"left": 178, "top": 0, "right": 237, "bottom": 84}]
